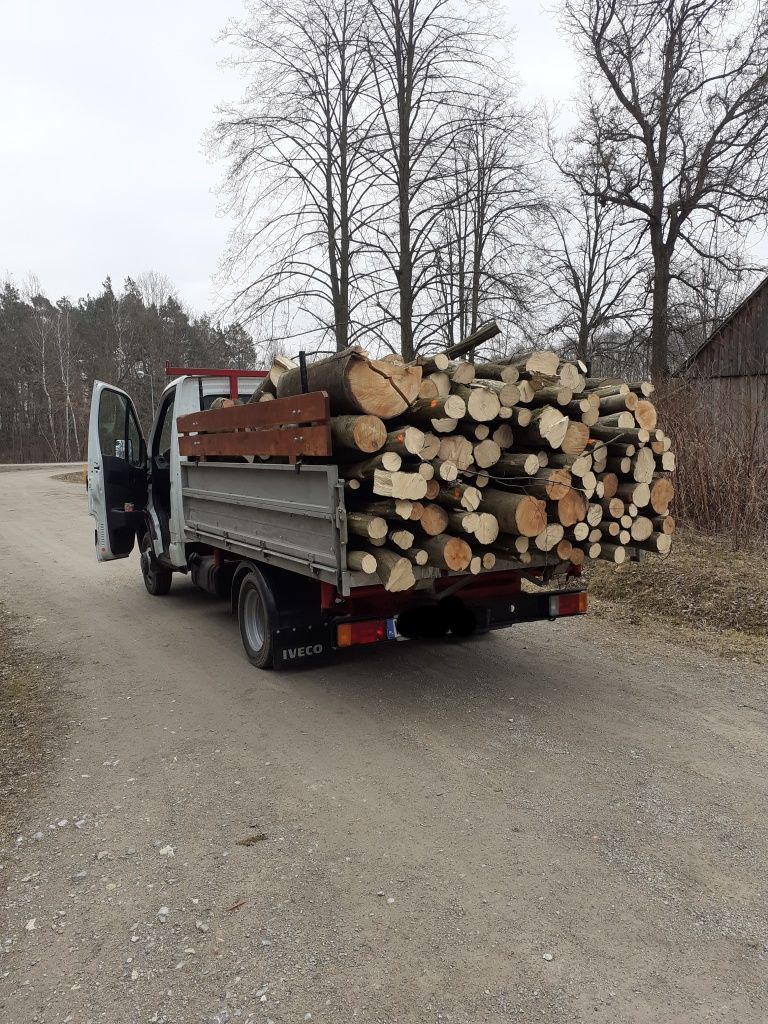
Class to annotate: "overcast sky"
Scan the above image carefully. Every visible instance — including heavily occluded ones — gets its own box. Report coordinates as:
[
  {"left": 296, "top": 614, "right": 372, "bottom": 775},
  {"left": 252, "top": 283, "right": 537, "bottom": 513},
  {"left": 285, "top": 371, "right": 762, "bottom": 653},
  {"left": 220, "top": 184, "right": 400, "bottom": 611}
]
[{"left": 0, "top": 1, "right": 578, "bottom": 315}]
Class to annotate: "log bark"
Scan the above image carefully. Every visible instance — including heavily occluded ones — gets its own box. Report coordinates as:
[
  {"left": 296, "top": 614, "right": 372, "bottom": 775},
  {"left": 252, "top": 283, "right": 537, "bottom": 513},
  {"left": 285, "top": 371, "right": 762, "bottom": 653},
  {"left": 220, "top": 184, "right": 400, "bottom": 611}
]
[
  {"left": 445, "top": 361, "right": 476, "bottom": 385},
  {"left": 277, "top": 347, "right": 421, "bottom": 417},
  {"left": 436, "top": 482, "right": 482, "bottom": 512},
  {"left": 513, "top": 406, "right": 569, "bottom": 450},
  {"left": 421, "top": 535, "right": 472, "bottom": 571},
  {"left": 384, "top": 426, "right": 426, "bottom": 458},
  {"left": 343, "top": 451, "right": 401, "bottom": 479},
  {"left": 503, "top": 350, "right": 560, "bottom": 375},
  {"left": 347, "top": 512, "right": 388, "bottom": 540},
  {"left": 358, "top": 499, "right": 416, "bottom": 520},
  {"left": 598, "top": 543, "right": 626, "bottom": 563},
  {"left": 407, "top": 394, "right": 466, "bottom": 424},
  {"left": 346, "top": 550, "right": 377, "bottom": 574},
  {"left": 615, "top": 481, "right": 650, "bottom": 507},
  {"left": 366, "top": 546, "right": 417, "bottom": 592},
  {"left": 633, "top": 532, "right": 672, "bottom": 554},
  {"left": 493, "top": 452, "right": 541, "bottom": 477},
  {"left": 474, "top": 361, "right": 519, "bottom": 384},
  {"left": 478, "top": 488, "right": 547, "bottom": 536}
]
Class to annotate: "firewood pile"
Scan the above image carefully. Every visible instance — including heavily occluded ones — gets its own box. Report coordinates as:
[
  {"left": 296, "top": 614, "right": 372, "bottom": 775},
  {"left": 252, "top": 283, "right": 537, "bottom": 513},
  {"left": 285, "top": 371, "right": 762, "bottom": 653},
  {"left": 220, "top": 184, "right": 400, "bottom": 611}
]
[{"left": 248, "top": 323, "right": 675, "bottom": 593}]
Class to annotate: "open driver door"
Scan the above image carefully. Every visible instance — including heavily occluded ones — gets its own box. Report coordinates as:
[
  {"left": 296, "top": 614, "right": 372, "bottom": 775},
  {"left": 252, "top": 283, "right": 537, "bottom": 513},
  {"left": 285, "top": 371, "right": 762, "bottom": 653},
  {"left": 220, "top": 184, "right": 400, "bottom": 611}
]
[{"left": 87, "top": 381, "right": 148, "bottom": 560}]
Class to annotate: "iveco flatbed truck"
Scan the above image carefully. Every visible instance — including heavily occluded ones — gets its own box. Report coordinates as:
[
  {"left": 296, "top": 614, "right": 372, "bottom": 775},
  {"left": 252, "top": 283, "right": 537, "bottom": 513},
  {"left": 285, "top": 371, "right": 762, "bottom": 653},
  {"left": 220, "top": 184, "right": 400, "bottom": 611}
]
[{"left": 87, "top": 366, "right": 587, "bottom": 669}]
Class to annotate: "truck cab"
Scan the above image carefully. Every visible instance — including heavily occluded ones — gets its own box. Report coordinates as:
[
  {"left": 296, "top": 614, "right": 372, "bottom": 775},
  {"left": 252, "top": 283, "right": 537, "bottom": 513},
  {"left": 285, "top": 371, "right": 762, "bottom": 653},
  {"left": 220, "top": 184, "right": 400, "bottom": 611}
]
[{"left": 87, "top": 370, "right": 264, "bottom": 581}]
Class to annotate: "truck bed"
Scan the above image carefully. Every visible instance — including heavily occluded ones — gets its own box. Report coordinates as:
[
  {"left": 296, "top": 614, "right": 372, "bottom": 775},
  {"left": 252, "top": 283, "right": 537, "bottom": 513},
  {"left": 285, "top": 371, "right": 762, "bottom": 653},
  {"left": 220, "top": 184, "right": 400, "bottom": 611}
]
[{"left": 181, "top": 460, "right": 558, "bottom": 595}]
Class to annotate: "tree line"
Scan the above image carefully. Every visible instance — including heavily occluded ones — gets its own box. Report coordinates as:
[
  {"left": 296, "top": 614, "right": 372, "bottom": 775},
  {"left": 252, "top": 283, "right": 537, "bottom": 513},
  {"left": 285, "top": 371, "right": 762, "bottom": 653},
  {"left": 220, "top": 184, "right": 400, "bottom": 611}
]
[
  {"left": 0, "top": 274, "right": 254, "bottom": 463},
  {"left": 214, "top": 0, "right": 768, "bottom": 377}
]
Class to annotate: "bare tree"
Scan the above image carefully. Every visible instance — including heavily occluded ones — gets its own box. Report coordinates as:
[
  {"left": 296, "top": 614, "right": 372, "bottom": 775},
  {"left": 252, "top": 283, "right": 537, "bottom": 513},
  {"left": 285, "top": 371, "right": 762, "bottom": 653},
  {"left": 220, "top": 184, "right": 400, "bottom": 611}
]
[
  {"left": 561, "top": 0, "right": 768, "bottom": 378},
  {"left": 432, "top": 91, "right": 541, "bottom": 347},
  {"left": 215, "top": 0, "right": 375, "bottom": 352},
  {"left": 537, "top": 135, "right": 647, "bottom": 363},
  {"left": 365, "top": 0, "right": 491, "bottom": 358}
]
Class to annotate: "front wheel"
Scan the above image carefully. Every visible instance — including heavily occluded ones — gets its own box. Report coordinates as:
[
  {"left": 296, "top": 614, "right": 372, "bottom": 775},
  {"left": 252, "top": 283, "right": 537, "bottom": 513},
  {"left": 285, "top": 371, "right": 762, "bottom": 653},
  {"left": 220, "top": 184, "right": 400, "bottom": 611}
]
[
  {"left": 140, "top": 533, "right": 172, "bottom": 596},
  {"left": 237, "top": 570, "right": 275, "bottom": 669}
]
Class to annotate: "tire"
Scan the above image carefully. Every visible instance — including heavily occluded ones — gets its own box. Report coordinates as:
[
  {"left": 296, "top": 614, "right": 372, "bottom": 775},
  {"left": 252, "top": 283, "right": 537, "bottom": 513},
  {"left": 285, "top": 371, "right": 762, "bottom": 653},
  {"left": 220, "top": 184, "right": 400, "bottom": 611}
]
[
  {"left": 140, "top": 533, "right": 172, "bottom": 596},
  {"left": 237, "top": 570, "right": 275, "bottom": 669}
]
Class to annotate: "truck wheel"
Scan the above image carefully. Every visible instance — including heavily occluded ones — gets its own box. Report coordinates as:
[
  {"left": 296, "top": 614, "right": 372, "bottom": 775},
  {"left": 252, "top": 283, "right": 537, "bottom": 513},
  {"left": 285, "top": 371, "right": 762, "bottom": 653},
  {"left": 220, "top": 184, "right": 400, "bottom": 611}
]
[
  {"left": 238, "top": 571, "right": 275, "bottom": 669},
  {"left": 140, "top": 533, "right": 172, "bottom": 596}
]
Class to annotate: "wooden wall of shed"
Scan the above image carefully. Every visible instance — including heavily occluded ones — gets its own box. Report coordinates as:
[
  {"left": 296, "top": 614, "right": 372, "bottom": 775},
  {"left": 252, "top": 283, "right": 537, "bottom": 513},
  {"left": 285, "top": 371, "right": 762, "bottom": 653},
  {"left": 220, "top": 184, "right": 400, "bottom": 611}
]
[
  {"left": 686, "top": 375, "right": 768, "bottom": 457},
  {"left": 688, "top": 280, "right": 768, "bottom": 377}
]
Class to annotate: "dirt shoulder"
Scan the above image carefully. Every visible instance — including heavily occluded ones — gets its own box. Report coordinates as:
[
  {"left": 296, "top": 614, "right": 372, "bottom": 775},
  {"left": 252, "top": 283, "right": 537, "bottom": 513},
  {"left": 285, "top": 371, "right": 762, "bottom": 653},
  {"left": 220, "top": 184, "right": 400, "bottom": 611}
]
[
  {"left": 588, "top": 526, "right": 768, "bottom": 664},
  {"left": 0, "top": 605, "right": 68, "bottom": 851}
]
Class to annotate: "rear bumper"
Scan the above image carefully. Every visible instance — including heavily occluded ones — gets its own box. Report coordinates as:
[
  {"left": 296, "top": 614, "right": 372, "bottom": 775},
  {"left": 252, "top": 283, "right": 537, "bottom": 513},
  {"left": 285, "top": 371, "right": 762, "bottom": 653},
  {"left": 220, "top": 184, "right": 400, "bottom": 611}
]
[{"left": 271, "top": 587, "right": 587, "bottom": 668}]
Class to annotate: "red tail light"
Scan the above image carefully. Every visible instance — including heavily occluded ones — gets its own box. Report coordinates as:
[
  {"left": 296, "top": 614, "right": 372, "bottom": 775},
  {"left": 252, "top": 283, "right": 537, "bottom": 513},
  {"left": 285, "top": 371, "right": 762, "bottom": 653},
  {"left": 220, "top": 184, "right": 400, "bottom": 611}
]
[
  {"left": 337, "top": 619, "right": 388, "bottom": 647},
  {"left": 549, "top": 592, "right": 588, "bottom": 617}
]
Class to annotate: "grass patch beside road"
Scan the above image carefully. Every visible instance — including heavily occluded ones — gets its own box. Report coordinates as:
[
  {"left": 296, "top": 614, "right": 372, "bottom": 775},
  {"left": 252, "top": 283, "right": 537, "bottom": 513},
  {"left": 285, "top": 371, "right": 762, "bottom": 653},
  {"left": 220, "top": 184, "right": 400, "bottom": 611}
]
[
  {"left": 0, "top": 605, "right": 66, "bottom": 846},
  {"left": 589, "top": 527, "right": 768, "bottom": 660}
]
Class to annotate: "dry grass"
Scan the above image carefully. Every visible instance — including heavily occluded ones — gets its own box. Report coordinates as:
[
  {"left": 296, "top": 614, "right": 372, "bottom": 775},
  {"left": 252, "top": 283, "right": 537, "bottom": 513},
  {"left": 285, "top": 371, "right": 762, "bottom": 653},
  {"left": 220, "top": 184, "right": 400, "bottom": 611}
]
[
  {"left": 52, "top": 470, "right": 86, "bottom": 485},
  {"left": 0, "top": 606, "right": 66, "bottom": 844},
  {"left": 588, "top": 527, "right": 768, "bottom": 660}
]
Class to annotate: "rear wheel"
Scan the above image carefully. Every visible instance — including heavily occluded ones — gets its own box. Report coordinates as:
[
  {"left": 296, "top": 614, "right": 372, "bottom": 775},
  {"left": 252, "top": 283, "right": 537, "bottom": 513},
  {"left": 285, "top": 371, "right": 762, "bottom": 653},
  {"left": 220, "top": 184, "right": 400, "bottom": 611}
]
[
  {"left": 140, "top": 533, "right": 172, "bottom": 596},
  {"left": 237, "top": 571, "right": 275, "bottom": 669}
]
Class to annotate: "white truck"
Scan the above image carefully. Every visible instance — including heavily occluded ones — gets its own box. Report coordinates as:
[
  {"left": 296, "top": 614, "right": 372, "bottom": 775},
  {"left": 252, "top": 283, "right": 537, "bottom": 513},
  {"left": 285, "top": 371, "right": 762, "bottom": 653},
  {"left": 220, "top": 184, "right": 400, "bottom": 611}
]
[{"left": 87, "top": 366, "right": 587, "bottom": 669}]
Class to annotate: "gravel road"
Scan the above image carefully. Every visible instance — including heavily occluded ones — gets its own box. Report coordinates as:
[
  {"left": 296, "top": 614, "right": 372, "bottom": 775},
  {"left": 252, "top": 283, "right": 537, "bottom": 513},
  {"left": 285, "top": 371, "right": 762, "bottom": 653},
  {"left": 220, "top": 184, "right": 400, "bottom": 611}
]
[{"left": 1, "top": 467, "right": 767, "bottom": 1024}]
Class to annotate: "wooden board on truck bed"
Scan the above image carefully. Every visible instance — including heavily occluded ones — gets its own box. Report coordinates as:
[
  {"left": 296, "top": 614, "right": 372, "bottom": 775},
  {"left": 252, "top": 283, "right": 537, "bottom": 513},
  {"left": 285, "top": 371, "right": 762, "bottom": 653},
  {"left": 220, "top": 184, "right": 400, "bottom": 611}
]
[{"left": 177, "top": 390, "right": 332, "bottom": 460}]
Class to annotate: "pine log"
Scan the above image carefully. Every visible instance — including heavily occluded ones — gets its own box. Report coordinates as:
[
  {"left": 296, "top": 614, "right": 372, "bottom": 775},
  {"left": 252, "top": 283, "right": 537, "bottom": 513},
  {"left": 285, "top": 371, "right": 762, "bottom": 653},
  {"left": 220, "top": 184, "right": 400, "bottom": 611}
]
[
  {"left": 446, "top": 510, "right": 478, "bottom": 534},
  {"left": 347, "top": 512, "right": 388, "bottom": 540},
  {"left": 581, "top": 471, "right": 597, "bottom": 497},
  {"left": 561, "top": 419, "right": 590, "bottom": 455},
  {"left": 419, "top": 378, "right": 439, "bottom": 400},
  {"left": 598, "top": 521, "right": 620, "bottom": 538},
  {"left": 596, "top": 412, "right": 636, "bottom": 428},
  {"left": 415, "top": 352, "right": 450, "bottom": 374},
  {"left": 343, "top": 451, "right": 401, "bottom": 480},
  {"left": 585, "top": 382, "right": 630, "bottom": 397},
  {"left": 558, "top": 363, "right": 586, "bottom": 392},
  {"left": 437, "top": 482, "right": 482, "bottom": 512},
  {"left": 347, "top": 550, "right": 378, "bottom": 575},
  {"left": 615, "top": 481, "right": 650, "bottom": 507},
  {"left": 649, "top": 476, "right": 675, "bottom": 515},
  {"left": 482, "top": 551, "right": 497, "bottom": 570},
  {"left": 492, "top": 424, "right": 515, "bottom": 448},
  {"left": 476, "top": 378, "right": 522, "bottom": 407},
  {"left": 506, "top": 407, "right": 533, "bottom": 428},
  {"left": 556, "top": 488, "right": 589, "bottom": 527},
  {"left": 424, "top": 478, "right": 440, "bottom": 500},
  {"left": 586, "top": 502, "right": 603, "bottom": 526},
  {"left": 277, "top": 348, "right": 421, "bottom": 417},
  {"left": 451, "top": 383, "right": 501, "bottom": 422},
  {"left": 388, "top": 527, "right": 415, "bottom": 550},
  {"left": 404, "top": 548, "right": 429, "bottom": 566},
  {"left": 474, "top": 470, "right": 490, "bottom": 488},
  {"left": 431, "top": 458, "right": 459, "bottom": 482},
  {"left": 606, "top": 456, "right": 631, "bottom": 475},
  {"left": 534, "top": 522, "right": 565, "bottom": 552},
  {"left": 493, "top": 452, "right": 541, "bottom": 477},
  {"left": 330, "top": 415, "right": 387, "bottom": 454},
  {"left": 418, "top": 503, "right": 450, "bottom": 536},
  {"left": 408, "top": 394, "right": 466, "bottom": 424},
  {"left": 556, "top": 538, "right": 574, "bottom": 561},
  {"left": 503, "top": 350, "right": 560, "bottom": 375},
  {"left": 657, "top": 451, "right": 676, "bottom": 472},
  {"left": 630, "top": 516, "right": 654, "bottom": 541},
  {"left": 596, "top": 392, "right": 638, "bottom": 415},
  {"left": 568, "top": 546, "right": 585, "bottom": 566},
  {"left": 546, "top": 451, "right": 591, "bottom": 477},
  {"left": 653, "top": 514, "right": 676, "bottom": 535},
  {"left": 627, "top": 380, "right": 655, "bottom": 397},
  {"left": 445, "top": 360, "right": 476, "bottom": 385},
  {"left": 474, "top": 361, "right": 520, "bottom": 383},
  {"left": 420, "top": 433, "right": 441, "bottom": 460},
  {"left": 438, "top": 435, "right": 474, "bottom": 470},
  {"left": 599, "top": 544, "right": 626, "bottom": 564},
  {"left": 373, "top": 470, "right": 428, "bottom": 500},
  {"left": 599, "top": 472, "right": 619, "bottom": 499},
  {"left": 416, "top": 461, "right": 435, "bottom": 480},
  {"left": 444, "top": 320, "right": 501, "bottom": 359},
  {"left": 634, "top": 532, "right": 672, "bottom": 554},
  {"left": 473, "top": 512, "right": 499, "bottom": 545},
  {"left": 366, "top": 546, "right": 417, "bottom": 592},
  {"left": 421, "top": 535, "right": 472, "bottom": 571},
  {"left": 478, "top": 488, "right": 547, "bottom": 536},
  {"left": 529, "top": 385, "right": 573, "bottom": 406},
  {"left": 634, "top": 400, "right": 658, "bottom": 430},
  {"left": 385, "top": 426, "right": 425, "bottom": 457},
  {"left": 514, "top": 406, "right": 569, "bottom": 449},
  {"left": 469, "top": 556, "right": 482, "bottom": 575},
  {"left": 359, "top": 498, "right": 416, "bottom": 520},
  {"left": 590, "top": 425, "right": 651, "bottom": 445},
  {"left": 629, "top": 447, "right": 656, "bottom": 484},
  {"left": 566, "top": 522, "right": 591, "bottom": 542},
  {"left": 428, "top": 371, "right": 451, "bottom": 396},
  {"left": 473, "top": 439, "right": 502, "bottom": 468},
  {"left": 513, "top": 468, "right": 572, "bottom": 500}
]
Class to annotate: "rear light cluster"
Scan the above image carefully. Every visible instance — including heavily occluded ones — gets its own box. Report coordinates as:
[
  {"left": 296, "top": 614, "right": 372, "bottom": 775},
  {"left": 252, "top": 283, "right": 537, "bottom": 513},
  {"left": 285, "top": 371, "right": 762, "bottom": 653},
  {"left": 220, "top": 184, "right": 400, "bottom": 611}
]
[
  {"left": 337, "top": 619, "right": 397, "bottom": 647},
  {"left": 549, "top": 592, "right": 588, "bottom": 617}
]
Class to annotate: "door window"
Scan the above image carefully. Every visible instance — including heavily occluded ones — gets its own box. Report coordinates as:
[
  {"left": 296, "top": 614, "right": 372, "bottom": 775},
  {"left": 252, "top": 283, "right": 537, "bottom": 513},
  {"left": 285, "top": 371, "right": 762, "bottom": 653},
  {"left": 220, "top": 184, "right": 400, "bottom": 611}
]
[
  {"left": 98, "top": 389, "right": 145, "bottom": 466},
  {"left": 154, "top": 394, "right": 176, "bottom": 465},
  {"left": 98, "top": 389, "right": 128, "bottom": 459}
]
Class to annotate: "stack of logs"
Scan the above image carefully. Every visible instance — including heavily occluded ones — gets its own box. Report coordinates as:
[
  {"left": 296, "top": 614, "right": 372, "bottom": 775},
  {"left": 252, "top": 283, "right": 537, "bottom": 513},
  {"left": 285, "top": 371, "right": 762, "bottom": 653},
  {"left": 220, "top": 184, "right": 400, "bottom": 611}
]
[{"left": 251, "top": 331, "right": 675, "bottom": 593}]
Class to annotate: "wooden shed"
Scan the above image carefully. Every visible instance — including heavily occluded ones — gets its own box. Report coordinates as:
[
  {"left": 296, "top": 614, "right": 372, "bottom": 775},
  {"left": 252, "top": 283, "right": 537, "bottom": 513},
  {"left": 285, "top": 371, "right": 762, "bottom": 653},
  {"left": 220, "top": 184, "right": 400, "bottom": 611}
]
[{"left": 678, "top": 275, "right": 768, "bottom": 453}]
